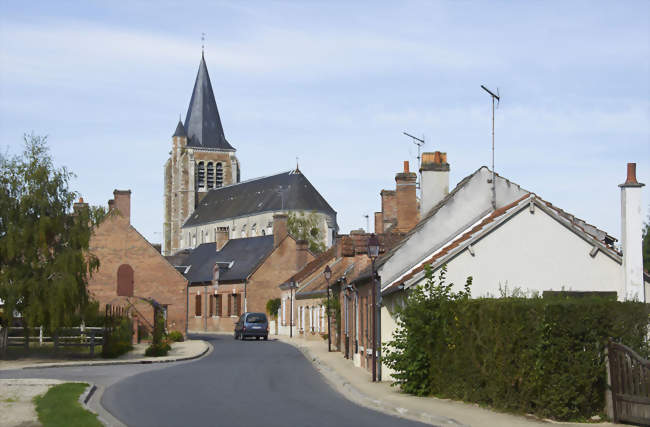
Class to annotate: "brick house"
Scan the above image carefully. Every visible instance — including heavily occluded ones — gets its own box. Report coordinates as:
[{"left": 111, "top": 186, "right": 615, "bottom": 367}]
[
  {"left": 176, "top": 214, "right": 315, "bottom": 333},
  {"left": 86, "top": 190, "right": 189, "bottom": 338}
]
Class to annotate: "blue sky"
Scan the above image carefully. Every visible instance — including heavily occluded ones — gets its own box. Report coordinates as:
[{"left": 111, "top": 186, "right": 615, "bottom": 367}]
[{"left": 1, "top": 1, "right": 648, "bottom": 244}]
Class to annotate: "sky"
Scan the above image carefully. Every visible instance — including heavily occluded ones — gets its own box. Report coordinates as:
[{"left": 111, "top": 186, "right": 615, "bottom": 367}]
[{"left": 1, "top": 1, "right": 648, "bottom": 245}]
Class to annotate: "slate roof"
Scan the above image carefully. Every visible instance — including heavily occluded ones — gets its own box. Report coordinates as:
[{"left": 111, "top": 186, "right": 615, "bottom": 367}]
[
  {"left": 184, "top": 55, "right": 235, "bottom": 151},
  {"left": 183, "top": 236, "right": 275, "bottom": 284},
  {"left": 172, "top": 120, "right": 187, "bottom": 138},
  {"left": 183, "top": 170, "right": 337, "bottom": 228}
]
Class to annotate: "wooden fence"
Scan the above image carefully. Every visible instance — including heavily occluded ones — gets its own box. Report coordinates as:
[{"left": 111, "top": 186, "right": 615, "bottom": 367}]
[
  {"left": 608, "top": 339, "right": 650, "bottom": 425},
  {"left": 7, "top": 326, "right": 105, "bottom": 356}
]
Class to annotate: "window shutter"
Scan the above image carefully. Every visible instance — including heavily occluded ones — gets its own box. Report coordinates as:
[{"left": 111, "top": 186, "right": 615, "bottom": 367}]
[
  {"left": 195, "top": 294, "right": 201, "bottom": 316},
  {"left": 236, "top": 294, "right": 242, "bottom": 316},
  {"left": 209, "top": 295, "right": 214, "bottom": 317},
  {"left": 216, "top": 295, "right": 221, "bottom": 316}
]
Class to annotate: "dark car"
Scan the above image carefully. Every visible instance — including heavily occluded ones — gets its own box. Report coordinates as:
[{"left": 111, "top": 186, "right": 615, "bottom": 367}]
[{"left": 234, "top": 312, "right": 269, "bottom": 340}]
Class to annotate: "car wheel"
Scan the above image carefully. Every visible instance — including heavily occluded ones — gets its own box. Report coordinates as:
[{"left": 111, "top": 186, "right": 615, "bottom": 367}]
[
  {"left": 256, "top": 336, "right": 260, "bottom": 340},
  {"left": 263, "top": 335, "right": 268, "bottom": 341}
]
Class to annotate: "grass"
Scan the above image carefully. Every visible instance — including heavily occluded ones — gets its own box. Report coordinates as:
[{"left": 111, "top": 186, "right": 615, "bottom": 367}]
[
  {"left": 34, "top": 383, "right": 102, "bottom": 427},
  {"left": 3, "top": 397, "right": 17, "bottom": 402}
]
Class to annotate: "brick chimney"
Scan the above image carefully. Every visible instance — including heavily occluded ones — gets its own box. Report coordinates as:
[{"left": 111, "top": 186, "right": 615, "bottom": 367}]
[
  {"left": 113, "top": 190, "right": 131, "bottom": 223},
  {"left": 296, "top": 240, "right": 309, "bottom": 270},
  {"left": 395, "top": 161, "right": 419, "bottom": 232},
  {"left": 374, "top": 212, "right": 383, "bottom": 234},
  {"left": 108, "top": 199, "right": 115, "bottom": 211},
  {"left": 420, "top": 151, "right": 450, "bottom": 216},
  {"left": 72, "top": 197, "right": 88, "bottom": 216},
  {"left": 380, "top": 190, "right": 397, "bottom": 231},
  {"left": 215, "top": 227, "right": 229, "bottom": 251},
  {"left": 619, "top": 163, "right": 645, "bottom": 302},
  {"left": 273, "top": 213, "right": 288, "bottom": 247}
]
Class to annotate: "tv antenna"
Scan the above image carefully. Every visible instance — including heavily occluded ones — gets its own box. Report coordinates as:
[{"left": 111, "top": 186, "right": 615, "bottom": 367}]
[
  {"left": 403, "top": 132, "right": 425, "bottom": 189},
  {"left": 481, "top": 85, "right": 500, "bottom": 209}
]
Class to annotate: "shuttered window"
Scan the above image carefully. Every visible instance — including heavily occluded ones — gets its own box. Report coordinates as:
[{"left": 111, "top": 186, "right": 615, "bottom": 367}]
[
  {"left": 195, "top": 294, "right": 202, "bottom": 316},
  {"left": 215, "top": 294, "right": 222, "bottom": 317},
  {"left": 227, "top": 294, "right": 232, "bottom": 317}
]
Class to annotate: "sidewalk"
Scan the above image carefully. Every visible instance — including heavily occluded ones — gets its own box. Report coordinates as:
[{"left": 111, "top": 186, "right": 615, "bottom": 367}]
[
  {"left": 276, "top": 335, "right": 621, "bottom": 427},
  {"left": 0, "top": 339, "right": 210, "bottom": 371}
]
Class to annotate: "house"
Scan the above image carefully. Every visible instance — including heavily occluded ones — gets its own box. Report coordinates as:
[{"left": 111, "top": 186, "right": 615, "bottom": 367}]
[
  {"left": 176, "top": 213, "right": 315, "bottom": 333},
  {"left": 349, "top": 153, "right": 645, "bottom": 379},
  {"left": 86, "top": 190, "right": 189, "bottom": 338}
]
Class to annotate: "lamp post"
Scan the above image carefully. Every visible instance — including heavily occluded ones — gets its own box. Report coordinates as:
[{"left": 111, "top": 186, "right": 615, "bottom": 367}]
[
  {"left": 367, "top": 233, "right": 380, "bottom": 382},
  {"left": 324, "top": 265, "right": 332, "bottom": 352},
  {"left": 288, "top": 280, "right": 297, "bottom": 338}
]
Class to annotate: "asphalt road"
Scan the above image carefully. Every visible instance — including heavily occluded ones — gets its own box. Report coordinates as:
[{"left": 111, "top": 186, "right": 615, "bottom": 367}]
[{"left": 1, "top": 335, "right": 428, "bottom": 427}]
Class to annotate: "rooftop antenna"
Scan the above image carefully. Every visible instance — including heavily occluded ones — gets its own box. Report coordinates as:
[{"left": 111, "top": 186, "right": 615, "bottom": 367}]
[
  {"left": 403, "top": 131, "right": 425, "bottom": 190},
  {"left": 363, "top": 214, "right": 370, "bottom": 233},
  {"left": 481, "top": 85, "right": 500, "bottom": 209}
]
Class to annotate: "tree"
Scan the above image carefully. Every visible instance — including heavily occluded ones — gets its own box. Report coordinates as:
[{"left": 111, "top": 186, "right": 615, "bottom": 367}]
[
  {"left": 643, "top": 209, "right": 650, "bottom": 272},
  {"left": 266, "top": 298, "right": 281, "bottom": 319},
  {"left": 0, "top": 134, "right": 105, "bottom": 354},
  {"left": 287, "top": 210, "right": 325, "bottom": 253}
]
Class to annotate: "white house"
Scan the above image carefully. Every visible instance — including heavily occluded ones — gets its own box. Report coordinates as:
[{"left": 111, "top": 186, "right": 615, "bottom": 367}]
[{"left": 374, "top": 153, "right": 646, "bottom": 377}]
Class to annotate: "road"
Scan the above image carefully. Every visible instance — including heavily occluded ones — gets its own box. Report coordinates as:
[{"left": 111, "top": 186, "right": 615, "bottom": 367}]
[{"left": 1, "top": 335, "right": 429, "bottom": 427}]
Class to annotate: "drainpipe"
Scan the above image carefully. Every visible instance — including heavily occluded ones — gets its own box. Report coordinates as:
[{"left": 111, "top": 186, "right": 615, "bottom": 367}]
[
  {"left": 185, "top": 282, "right": 189, "bottom": 336},
  {"left": 204, "top": 285, "right": 208, "bottom": 331},
  {"left": 244, "top": 279, "right": 248, "bottom": 313}
]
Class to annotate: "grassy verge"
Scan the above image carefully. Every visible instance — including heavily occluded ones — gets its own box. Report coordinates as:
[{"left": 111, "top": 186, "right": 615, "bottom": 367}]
[{"left": 34, "top": 383, "right": 102, "bottom": 427}]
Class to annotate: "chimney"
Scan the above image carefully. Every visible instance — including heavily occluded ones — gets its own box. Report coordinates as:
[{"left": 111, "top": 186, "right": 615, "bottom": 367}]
[
  {"left": 420, "top": 151, "right": 450, "bottom": 216},
  {"left": 108, "top": 199, "right": 115, "bottom": 211},
  {"left": 296, "top": 240, "right": 309, "bottom": 270},
  {"left": 273, "top": 213, "right": 288, "bottom": 247},
  {"left": 73, "top": 197, "right": 88, "bottom": 216},
  {"left": 395, "top": 161, "right": 419, "bottom": 232},
  {"left": 374, "top": 212, "right": 383, "bottom": 234},
  {"left": 619, "top": 163, "right": 645, "bottom": 302},
  {"left": 380, "top": 190, "right": 397, "bottom": 231},
  {"left": 113, "top": 190, "right": 131, "bottom": 223},
  {"left": 215, "top": 227, "right": 229, "bottom": 251}
]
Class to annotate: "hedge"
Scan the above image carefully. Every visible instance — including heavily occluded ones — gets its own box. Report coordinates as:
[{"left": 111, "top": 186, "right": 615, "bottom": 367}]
[
  {"left": 102, "top": 317, "right": 133, "bottom": 358},
  {"left": 384, "top": 265, "right": 650, "bottom": 421}
]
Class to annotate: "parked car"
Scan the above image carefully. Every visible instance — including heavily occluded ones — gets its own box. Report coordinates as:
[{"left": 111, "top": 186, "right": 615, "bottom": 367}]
[{"left": 234, "top": 312, "right": 269, "bottom": 340}]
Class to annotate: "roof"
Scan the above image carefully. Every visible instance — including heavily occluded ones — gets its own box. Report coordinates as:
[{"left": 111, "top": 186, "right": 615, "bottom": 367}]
[
  {"left": 183, "top": 169, "right": 337, "bottom": 228},
  {"left": 281, "top": 246, "right": 337, "bottom": 287},
  {"left": 296, "top": 257, "right": 357, "bottom": 299},
  {"left": 381, "top": 193, "right": 623, "bottom": 295},
  {"left": 183, "top": 236, "right": 275, "bottom": 284},
  {"left": 172, "top": 120, "right": 187, "bottom": 138},
  {"left": 184, "top": 55, "right": 235, "bottom": 151}
]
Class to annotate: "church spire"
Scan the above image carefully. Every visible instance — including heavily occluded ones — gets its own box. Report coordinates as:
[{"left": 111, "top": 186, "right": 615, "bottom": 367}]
[{"left": 184, "top": 55, "right": 235, "bottom": 151}]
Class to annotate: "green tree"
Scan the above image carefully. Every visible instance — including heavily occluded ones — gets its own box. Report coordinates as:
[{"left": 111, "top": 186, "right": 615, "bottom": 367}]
[
  {"left": 266, "top": 298, "right": 281, "bottom": 319},
  {"left": 287, "top": 210, "right": 325, "bottom": 253},
  {"left": 643, "top": 209, "right": 650, "bottom": 272},
  {"left": 0, "top": 134, "right": 105, "bottom": 354}
]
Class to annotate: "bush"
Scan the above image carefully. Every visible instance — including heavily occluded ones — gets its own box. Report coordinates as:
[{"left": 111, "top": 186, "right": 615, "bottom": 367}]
[
  {"left": 145, "top": 341, "right": 171, "bottom": 357},
  {"left": 266, "top": 298, "right": 281, "bottom": 318},
  {"left": 384, "top": 265, "right": 650, "bottom": 421},
  {"left": 145, "top": 309, "right": 171, "bottom": 357},
  {"left": 167, "top": 330, "right": 184, "bottom": 342},
  {"left": 102, "top": 317, "right": 133, "bottom": 358}
]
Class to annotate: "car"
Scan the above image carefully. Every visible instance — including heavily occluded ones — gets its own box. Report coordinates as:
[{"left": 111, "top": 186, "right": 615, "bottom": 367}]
[{"left": 234, "top": 312, "right": 269, "bottom": 341}]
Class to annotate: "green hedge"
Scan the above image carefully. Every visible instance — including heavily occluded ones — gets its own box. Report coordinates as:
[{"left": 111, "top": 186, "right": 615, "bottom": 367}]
[
  {"left": 384, "top": 266, "right": 650, "bottom": 421},
  {"left": 102, "top": 317, "right": 133, "bottom": 358}
]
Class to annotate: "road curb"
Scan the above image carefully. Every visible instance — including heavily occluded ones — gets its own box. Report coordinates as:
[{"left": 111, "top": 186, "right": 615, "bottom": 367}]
[
  {"left": 19, "top": 340, "right": 211, "bottom": 370},
  {"left": 284, "top": 339, "right": 464, "bottom": 427}
]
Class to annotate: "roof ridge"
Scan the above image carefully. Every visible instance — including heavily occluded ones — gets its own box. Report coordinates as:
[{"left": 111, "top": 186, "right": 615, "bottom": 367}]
[{"left": 207, "top": 170, "right": 293, "bottom": 192}]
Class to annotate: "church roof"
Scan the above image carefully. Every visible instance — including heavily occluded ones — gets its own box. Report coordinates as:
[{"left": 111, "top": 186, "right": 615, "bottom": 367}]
[
  {"left": 172, "top": 120, "right": 186, "bottom": 137},
  {"left": 182, "top": 169, "right": 337, "bottom": 228},
  {"left": 183, "top": 236, "right": 275, "bottom": 284},
  {"left": 184, "top": 55, "right": 235, "bottom": 151}
]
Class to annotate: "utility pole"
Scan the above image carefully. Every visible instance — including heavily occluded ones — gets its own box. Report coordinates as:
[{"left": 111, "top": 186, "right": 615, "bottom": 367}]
[{"left": 481, "top": 85, "right": 500, "bottom": 209}]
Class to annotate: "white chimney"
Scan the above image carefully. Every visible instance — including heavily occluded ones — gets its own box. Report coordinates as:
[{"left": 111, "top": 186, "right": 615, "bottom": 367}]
[
  {"left": 419, "top": 152, "right": 449, "bottom": 216},
  {"left": 619, "top": 163, "right": 645, "bottom": 302}
]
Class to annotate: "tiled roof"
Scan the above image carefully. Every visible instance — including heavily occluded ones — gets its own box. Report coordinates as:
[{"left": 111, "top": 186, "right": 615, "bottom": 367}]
[
  {"left": 283, "top": 246, "right": 337, "bottom": 286},
  {"left": 296, "top": 257, "right": 357, "bottom": 299},
  {"left": 182, "top": 170, "right": 337, "bottom": 227}
]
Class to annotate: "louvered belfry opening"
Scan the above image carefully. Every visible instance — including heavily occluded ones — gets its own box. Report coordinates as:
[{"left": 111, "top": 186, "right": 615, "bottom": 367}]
[
  {"left": 216, "top": 163, "right": 223, "bottom": 188},
  {"left": 206, "top": 162, "right": 214, "bottom": 189},
  {"left": 197, "top": 162, "right": 205, "bottom": 189}
]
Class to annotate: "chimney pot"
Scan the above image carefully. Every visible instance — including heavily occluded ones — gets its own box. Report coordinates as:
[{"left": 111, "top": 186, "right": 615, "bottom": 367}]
[
  {"left": 625, "top": 163, "right": 639, "bottom": 185},
  {"left": 403, "top": 161, "right": 409, "bottom": 173}
]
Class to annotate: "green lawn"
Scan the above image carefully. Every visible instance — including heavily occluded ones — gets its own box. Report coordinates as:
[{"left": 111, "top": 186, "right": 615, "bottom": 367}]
[{"left": 34, "top": 383, "right": 102, "bottom": 427}]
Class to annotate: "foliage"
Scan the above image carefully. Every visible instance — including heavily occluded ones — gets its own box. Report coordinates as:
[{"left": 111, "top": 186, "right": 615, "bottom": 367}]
[
  {"left": 266, "top": 298, "right": 281, "bottom": 318},
  {"left": 322, "top": 289, "right": 341, "bottom": 344},
  {"left": 643, "top": 209, "right": 649, "bottom": 273},
  {"left": 102, "top": 317, "right": 132, "bottom": 358},
  {"left": 0, "top": 134, "right": 106, "bottom": 342},
  {"left": 166, "top": 330, "right": 184, "bottom": 342},
  {"left": 145, "top": 309, "right": 170, "bottom": 357},
  {"left": 288, "top": 210, "right": 325, "bottom": 253},
  {"left": 34, "top": 382, "right": 102, "bottom": 427},
  {"left": 384, "top": 265, "right": 650, "bottom": 421}
]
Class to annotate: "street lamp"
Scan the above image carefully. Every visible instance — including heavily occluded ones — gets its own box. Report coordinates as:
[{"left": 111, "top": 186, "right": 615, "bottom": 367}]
[
  {"left": 288, "top": 280, "right": 297, "bottom": 338},
  {"left": 324, "top": 265, "right": 332, "bottom": 352},
  {"left": 367, "top": 233, "right": 380, "bottom": 382}
]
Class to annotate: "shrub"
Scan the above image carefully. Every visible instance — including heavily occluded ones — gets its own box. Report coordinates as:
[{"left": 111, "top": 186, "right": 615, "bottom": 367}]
[
  {"left": 145, "top": 341, "right": 171, "bottom": 357},
  {"left": 167, "top": 330, "right": 184, "bottom": 342},
  {"left": 102, "top": 317, "right": 133, "bottom": 358},
  {"left": 266, "top": 298, "right": 281, "bottom": 318},
  {"left": 145, "top": 309, "right": 171, "bottom": 357},
  {"left": 384, "top": 265, "right": 650, "bottom": 421}
]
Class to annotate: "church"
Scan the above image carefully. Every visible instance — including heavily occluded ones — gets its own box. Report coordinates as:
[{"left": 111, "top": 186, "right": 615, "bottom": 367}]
[{"left": 163, "top": 54, "right": 337, "bottom": 256}]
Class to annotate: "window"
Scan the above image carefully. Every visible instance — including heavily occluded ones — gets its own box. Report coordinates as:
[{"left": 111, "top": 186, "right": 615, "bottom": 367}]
[
  {"left": 207, "top": 162, "right": 214, "bottom": 189},
  {"left": 216, "top": 163, "right": 223, "bottom": 187},
  {"left": 197, "top": 162, "right": 205, "bottom": 189},
  {"left": 116, "top": 264, "right": 134, "bottom": 297},
  {"left": 234, "top": 294, "right": 241, "bottom": 316},
  {"left": 195, "top": 294, "right": 202, "bottom": 316},
  {"left": 215, "top": 294, "right": 222, "bottom": 316}
]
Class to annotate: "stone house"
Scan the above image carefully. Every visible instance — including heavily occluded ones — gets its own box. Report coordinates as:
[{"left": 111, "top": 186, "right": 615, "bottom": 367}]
[
  {"left": 86, "top": 190, "right": 188, "bottom": 338},
  {"left": 176, "top": 214, "right": 315, "bottom": 333}
]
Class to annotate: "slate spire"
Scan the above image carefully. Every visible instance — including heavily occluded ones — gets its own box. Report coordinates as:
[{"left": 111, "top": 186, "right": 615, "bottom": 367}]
[
  {"left": 172, "top": 119, "right": 186, "bottom": 138},
  {"left": 184, "top": 55, "right": 235, "bottom": 151}
]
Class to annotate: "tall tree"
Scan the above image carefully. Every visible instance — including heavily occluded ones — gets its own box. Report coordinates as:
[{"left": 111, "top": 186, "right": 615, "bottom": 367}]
[
  {"left": 287, "top": 210, "right": 325, "bottom": 253},
  {"left": 0, "top": 134, "right": 105, "bottom": 353}
]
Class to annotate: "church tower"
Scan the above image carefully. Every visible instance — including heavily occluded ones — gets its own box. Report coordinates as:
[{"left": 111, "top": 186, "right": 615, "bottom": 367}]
[{"left": 163, "top": 54, "right": 240, "bottom": 255}]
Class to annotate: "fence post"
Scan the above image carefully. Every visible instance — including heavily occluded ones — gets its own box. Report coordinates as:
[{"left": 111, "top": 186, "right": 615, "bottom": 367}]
[
  {"left": 90, "top": 330, "right": 95, "bottom": 356},
  {"left": 39, "top": 326, "right": 43, "bottom": 346}
]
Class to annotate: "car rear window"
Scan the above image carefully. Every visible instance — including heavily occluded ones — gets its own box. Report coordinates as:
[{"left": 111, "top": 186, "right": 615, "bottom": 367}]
[{"left": 246, "top": 313, "right": 267, "bottom": 323}]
